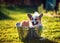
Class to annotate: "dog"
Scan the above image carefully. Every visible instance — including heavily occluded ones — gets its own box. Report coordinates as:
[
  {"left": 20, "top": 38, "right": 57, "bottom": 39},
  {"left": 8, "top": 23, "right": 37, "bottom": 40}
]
[
  {"left": 16, "top": 12, "right": 43, "bottom": 27},
  {"left": 16, "top": 12, "right": 43, "bottom": 41}
]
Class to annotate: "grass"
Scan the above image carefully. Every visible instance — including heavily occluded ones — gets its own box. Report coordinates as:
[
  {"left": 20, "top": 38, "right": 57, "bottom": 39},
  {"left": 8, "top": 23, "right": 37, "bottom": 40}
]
[
  {"left": 42, "top": 16, "right": 60, "bottom": 40},
  {"left": 0, "top": 6, "right": 60, "bottom": 43}
]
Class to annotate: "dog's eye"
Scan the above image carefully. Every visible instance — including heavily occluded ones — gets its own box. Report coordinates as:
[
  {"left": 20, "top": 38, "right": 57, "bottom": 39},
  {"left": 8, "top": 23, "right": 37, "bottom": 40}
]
[{"left": 31, "top": 18, "right": 33, "bottom": 20}]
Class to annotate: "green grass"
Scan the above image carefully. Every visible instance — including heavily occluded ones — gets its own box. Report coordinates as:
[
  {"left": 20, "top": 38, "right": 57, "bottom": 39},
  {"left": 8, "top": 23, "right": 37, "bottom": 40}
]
[
  {"left": 0, "top": 7, "right": 60, "bottom": 43},
  {"left": 42, "top": 16, "right": 60, "bottom": 40}
]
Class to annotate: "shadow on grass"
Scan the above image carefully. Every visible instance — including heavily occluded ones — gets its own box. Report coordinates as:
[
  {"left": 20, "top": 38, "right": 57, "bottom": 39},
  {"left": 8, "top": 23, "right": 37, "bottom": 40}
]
[
  {"left": 6, "top": 5, "right": 38, "bottom": 13},
  {"left": 18, "top": 5, "right": 38, "bottom": 13},
  {"left": 0, "top": 12, "right": 14, "bottom": 20},
  {"left": 18, "top": 27, "right": 57, "bottom": 43},
  {"left": 23, "top": 37, "right": 57, "bottom": 43}
]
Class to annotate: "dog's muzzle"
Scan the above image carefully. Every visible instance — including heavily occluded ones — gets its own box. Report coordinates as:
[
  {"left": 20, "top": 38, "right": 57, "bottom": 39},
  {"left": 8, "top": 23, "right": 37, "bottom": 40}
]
[{"left": 32, "top": 21, "right": 38, "bottom": 25}]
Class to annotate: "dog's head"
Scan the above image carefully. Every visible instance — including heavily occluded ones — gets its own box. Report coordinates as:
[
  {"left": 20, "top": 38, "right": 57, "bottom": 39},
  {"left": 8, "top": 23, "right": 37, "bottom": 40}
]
[{"left": 27, "top": 12, "right": 43, "bottom": 26}]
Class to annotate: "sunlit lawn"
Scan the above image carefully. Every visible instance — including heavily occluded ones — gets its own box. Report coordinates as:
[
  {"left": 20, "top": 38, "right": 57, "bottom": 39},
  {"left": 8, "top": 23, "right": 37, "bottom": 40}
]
[{"left": 0, "top": 7, "right": 60, "bottom": 43}]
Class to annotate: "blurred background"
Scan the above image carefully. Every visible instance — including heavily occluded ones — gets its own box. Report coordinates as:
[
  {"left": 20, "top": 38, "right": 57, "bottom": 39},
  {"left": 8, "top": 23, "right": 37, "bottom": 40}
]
[{"left": 0, "top": 0, "right": 60, "bottom": 43}]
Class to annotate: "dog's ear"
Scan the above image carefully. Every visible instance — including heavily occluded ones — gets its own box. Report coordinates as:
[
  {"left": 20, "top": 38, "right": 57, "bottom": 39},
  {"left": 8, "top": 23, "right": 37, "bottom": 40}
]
[
  {"left": 27, "top": 13, "right": 32, "bottom": 20},
  {"left": 39, "top": 13, "right": 43, "bottom": 19}
]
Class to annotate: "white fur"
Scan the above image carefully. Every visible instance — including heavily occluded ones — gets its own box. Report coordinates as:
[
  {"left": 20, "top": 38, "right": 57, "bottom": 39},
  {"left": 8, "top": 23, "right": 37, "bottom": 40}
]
[
  {"left": 33, "top": 12, "right": 39, "bottom": 19},
  {"left": 31, "top": 12, "right": 40, "bottom": 25}
]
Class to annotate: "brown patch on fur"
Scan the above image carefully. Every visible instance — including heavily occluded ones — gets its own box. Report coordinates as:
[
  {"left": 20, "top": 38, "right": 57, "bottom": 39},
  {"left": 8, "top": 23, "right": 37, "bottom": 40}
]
[{"left": 22, "top": 21, "right": 29, "bottom": 27}]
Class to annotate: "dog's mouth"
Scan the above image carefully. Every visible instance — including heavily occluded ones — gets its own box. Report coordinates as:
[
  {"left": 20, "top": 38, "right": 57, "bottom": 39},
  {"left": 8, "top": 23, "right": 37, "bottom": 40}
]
[{"left": 32, "top": 22, "right": 38, "bottom": 25}]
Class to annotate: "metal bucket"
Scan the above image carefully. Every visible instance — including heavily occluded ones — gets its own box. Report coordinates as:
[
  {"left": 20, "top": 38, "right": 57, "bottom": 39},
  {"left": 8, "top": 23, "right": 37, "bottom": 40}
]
[{"left": 16, "top": 23, "right": 43, "bottom": 41}]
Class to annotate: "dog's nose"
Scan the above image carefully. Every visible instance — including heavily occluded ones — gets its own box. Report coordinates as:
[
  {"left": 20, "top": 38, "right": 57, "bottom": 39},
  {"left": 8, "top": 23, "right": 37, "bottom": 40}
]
[{"left": 35, "top": 19, "right": 37, "bottom": 20}]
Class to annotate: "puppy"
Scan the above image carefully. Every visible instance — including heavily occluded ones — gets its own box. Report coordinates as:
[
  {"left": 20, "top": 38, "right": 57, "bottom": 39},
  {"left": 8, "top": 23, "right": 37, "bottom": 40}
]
[
  {"left": 16, "top": 12, "right": 43, "bottom": 40},
  {"left": 16, "top": 12, "right": 43, "bottom": 27}
]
